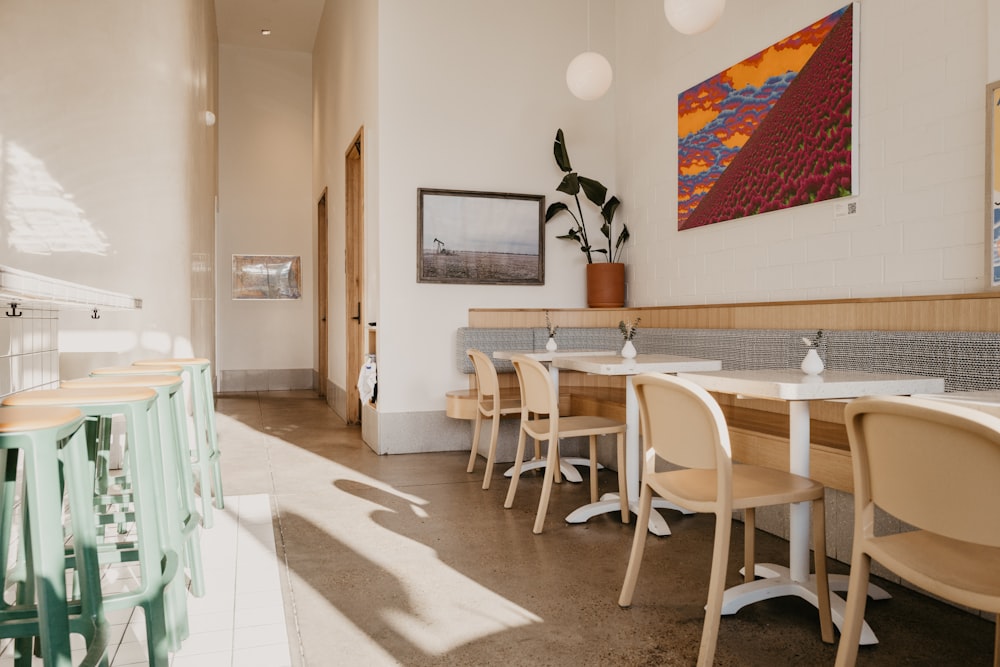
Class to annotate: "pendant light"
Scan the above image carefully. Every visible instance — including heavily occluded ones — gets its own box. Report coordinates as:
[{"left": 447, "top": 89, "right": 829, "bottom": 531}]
[
  {"left": 664, "top": 0, "right": 725, "bottom": 35},
  {"left": 566, "top": 1, "right": 613, "bottom": 101}
]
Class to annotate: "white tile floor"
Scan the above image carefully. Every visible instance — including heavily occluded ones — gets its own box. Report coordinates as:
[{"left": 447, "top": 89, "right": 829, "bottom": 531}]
[{"left": 0, "top": 494, "right": 294, "bottom": 666}]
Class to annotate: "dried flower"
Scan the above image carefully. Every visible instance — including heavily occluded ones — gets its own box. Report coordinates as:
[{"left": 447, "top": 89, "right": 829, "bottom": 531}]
[
  {"left": 801, "top": 330, "right": 823, "bottom": 347},
  {"left": 618, "top": 317, "right": 641, "bottom": 341},
  {"left": 545, "top": 311, "right": 559, "bottom": 338}
]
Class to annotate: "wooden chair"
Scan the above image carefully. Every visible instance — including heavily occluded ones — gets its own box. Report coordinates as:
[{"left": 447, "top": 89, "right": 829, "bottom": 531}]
[
  {"left": 504, "top": 354, "right": 627, "bottom": 534},
  {"left": 836, "top": 396, "right": 1000, "bottom": 667},
  {"left": 618, "top": 373, "right": 833, "bottom": 666},
  {"left": 465, "top": 349, "right": 522, "bottom": 490}
]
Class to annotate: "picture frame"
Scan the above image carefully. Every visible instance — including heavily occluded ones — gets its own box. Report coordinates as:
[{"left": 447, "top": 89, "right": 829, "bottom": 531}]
[
  {"left": 417, "top": 188, "right": 544, "bottom": 285},
  {"left": 987, "top": 80, "right": 1000, "bottom": 289},
  {"left": 232, "top": 254, "right": 301, "bottom": 299}
]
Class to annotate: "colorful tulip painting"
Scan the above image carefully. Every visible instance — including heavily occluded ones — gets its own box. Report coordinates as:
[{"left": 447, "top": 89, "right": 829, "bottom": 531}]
[{"left": 677, "top": 4, "right": 857, "bottom": 230}]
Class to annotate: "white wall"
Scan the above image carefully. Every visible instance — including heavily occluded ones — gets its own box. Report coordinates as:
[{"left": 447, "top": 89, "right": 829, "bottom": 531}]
[
  {"left": 312, "top": 0, "right": 380, "bottom": 417},
  {"left": 617, "top": 0, "right": 989, "bottom": 306},
  {"left": 311, "top": 0, "right": 997, "bottom": 454},
  {"left": 217, "top": 45, "right": 314, "bottom": 387},
  {"left": 0, "top": 1, "right": 218, "bottom": 378},
  {"left": 376, "top": 0, "right": 617, "bottom": 419}
]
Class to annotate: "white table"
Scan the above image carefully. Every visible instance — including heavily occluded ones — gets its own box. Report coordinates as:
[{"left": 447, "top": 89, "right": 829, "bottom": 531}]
[
  {"left": 913, "top": 390, "right": 1000, "bottom": 416},
  {"left": 676, "top": 368, "right": 945, "bottom": 644},
  {"left": 550, "top": 354, "right": 723, "bottom": 536},
  {"left": 492, "top": 349, "right": 614, "bottom": 483}
]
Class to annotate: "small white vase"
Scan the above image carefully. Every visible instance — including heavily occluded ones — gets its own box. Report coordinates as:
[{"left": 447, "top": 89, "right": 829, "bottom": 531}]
[
  {"left": 546, "top": 336, "right": 558, "bottom": 352},
  {"left": 801, "top": 347, "right": 824, "bottom": 375},
  {"left": 621, "top": 339, "right": 637, "bottom": 359}
]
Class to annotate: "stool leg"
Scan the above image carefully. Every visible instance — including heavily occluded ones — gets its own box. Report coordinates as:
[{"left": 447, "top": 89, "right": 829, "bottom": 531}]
[
  {"left": 142, "top": 401, "right": 189, "bottom": 650},
  {"left": 21, "top": 445, "right": 73, "bottom": 667},
  {"left": 189, "top": 374, "right": 215, "bottom": 529},
  {"left": 201, "top": 367, "right": 224, "bottom": 510},
  {"left": 62, "top": 426, "right": 109, "bottom": 666},
  {"left": 170, "top": 389, "right": 204, "bottom": 598}
]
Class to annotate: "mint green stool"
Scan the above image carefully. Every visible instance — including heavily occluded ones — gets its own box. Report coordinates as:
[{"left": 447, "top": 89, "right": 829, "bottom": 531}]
[
  {"left": 88, "top": 365, "right": 183, "bottom": 491},
  {"left": 133, "top": 359, "right": 224, "bottom": 528},
  {"left": 2, "top": 387, "right": 180, "bottom": 666},
  {"left": 64, "top": 375, "right": 205, "bottom": 600},
  {"left": 0, "top": 406, "right": 108, "bottom": 667}
]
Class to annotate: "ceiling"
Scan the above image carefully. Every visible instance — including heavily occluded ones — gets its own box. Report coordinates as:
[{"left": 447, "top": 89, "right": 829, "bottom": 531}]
[{"left": 215, "top": 0, "right": 326, "bottom": 53}]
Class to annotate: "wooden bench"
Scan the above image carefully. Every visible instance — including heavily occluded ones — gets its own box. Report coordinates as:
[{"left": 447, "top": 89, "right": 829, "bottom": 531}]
[{"left": 456, "top": 293, "right": 1000, "bottom": 498}]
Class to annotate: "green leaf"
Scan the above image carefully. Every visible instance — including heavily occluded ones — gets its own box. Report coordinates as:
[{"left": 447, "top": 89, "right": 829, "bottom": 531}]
[
  {"left": 578, "top": 176, "right": 607, "bottom": 207},
  {"left": 601, "top": 196, "right": 620, "bottom": 225},
  {"left": 615, "top": 226, "right": 630, "bottom": 250},
  {"left": 545, "top": 201, "right": 570, "bottom": 222},
  {"left": 556, "top": 173, "right": 580, "bottom": 197},
  {"left": 553, "top": 129, "right": 572, "bottom": 172}
]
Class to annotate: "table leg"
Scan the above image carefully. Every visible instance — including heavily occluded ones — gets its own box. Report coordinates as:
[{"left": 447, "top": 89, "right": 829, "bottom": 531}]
[
  {"left": 502, "top": 361, "right": 596, "bottom": 483},
  {"left": 720, "top": 400, "right": 886, "bottom": 645},
  {"left": 565, "top": 376, "right": 690, "bottom": 534},
  {"left": 788, "top": 400, "right": 811, "bottom": 581}
]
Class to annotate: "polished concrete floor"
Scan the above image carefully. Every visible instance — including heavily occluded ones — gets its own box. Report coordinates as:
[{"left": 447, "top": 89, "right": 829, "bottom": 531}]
[{"left": 217, "top": 390, "right": 996, "bottom": 667}]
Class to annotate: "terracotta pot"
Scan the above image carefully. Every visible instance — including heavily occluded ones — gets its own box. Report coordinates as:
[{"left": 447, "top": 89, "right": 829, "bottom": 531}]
[{"left": 586, "top": 262, "right": 625, "bottom": 308}]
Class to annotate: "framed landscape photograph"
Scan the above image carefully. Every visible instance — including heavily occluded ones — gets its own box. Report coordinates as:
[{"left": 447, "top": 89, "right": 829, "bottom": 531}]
[
  {"left": 417, "top": 188, "right": 544, "bottom": 285},
  {"left": 988, "top": 80, "right": 1000, "bottom": 289}
]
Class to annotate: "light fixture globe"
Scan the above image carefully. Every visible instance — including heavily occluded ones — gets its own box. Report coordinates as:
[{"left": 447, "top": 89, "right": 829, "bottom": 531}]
[
  {"left": 664, "top": 0, "right": 725, "bottom": 35},
  {"left": 566, "top": 51, "right": 613, "bottom": 101}
]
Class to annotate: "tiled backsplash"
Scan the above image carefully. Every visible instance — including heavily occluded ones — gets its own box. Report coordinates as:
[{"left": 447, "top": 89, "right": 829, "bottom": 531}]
[{"left": 0, "top": 308, "right": 60, "bottom": 397}]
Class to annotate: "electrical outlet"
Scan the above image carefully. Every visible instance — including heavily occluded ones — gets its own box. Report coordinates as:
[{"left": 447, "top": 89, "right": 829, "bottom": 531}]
[{"left": 835, "top": 200, "right": 857, "bottom": 217}]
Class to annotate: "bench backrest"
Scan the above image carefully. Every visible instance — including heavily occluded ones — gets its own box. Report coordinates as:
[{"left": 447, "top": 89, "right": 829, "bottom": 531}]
[{"left": 457, "top": 326, "right": 1000, "bottom": 392}]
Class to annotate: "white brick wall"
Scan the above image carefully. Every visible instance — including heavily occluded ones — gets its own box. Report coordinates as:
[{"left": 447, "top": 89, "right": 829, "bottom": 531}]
[
  {"left": 0, "top": 308, "right": 59, "bottom": 397},
  {"left": 616, "top": 0, "right": 989, "bottom": 304}
]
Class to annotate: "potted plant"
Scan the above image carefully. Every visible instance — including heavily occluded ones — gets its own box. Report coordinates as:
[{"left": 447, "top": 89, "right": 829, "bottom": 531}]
[{"left": 545, "top": 128, "right": 629, "bottom": 307}]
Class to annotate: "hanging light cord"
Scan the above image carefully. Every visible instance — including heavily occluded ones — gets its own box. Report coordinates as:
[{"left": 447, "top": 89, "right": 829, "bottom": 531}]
[{"left": 586, "top": 0, "right": 592, "bottom": 51}]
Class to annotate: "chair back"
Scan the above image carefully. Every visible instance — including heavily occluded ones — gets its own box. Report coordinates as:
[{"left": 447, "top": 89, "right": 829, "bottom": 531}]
[
  {"left": 845, "top": 396, "right": 1000, "bottom": 548},
  {"left": 510, "top": 355, "right": 557, "bottom": 418},
  {"left": 633, "top": 372, "right": 732, "bottom": 472},
  {"left": 467, "top": 349, "right": 501, "bottom": 407}
]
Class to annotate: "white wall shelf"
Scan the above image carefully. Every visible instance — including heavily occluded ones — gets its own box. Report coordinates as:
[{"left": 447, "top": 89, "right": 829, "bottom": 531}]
[{"left": 0, "top": 265, "right": 142, "bottom": 312}]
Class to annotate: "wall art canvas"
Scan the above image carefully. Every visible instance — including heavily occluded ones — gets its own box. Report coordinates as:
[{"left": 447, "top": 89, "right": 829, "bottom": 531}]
[{"left": 677, "top": 3, "right": 858, "bottom": 230}]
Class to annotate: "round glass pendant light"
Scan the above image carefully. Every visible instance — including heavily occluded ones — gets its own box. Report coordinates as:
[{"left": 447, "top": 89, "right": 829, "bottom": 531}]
[
  {"left": 566, "top": 51, "right": 613, "bottom": 101},
  {"left": 664, "top": 0, "right": 726, "bottom": 35}
]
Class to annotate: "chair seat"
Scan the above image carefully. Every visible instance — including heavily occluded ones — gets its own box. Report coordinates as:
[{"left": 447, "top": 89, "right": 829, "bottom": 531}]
[
  {"left": 867, "top": 531, "right": 1000, "bottom": 610},
  {"left": 524, "top": 415, "right": 626, "bottom": 440},
  {"left": 483, "top": 397, "right": 521, "bottom": 414},
  {"left": 648, "top": 464, "right": 824, "bottom": 512}
]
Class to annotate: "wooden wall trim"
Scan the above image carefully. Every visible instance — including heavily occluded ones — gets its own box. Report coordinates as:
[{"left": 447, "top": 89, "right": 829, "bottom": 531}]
[{"left": 469, "top": 291, "right": 1000, "bottom": 332}]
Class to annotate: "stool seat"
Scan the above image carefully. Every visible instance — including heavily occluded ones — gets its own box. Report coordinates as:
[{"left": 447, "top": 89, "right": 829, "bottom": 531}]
[
  {"left": 0, "top": 406, "right": 84, "bottom": 432},
  {"left": 91, "top": 365, "right": 183, "bottom": 376},
  {"left": 4, "top": 387, "right": 157, "bottom": 406},
  {"left": 63, "top": 375, "right": 181, "bottom": 390},
  {"left": 134, "top": 358, "right": 210, "bottom": 366}
]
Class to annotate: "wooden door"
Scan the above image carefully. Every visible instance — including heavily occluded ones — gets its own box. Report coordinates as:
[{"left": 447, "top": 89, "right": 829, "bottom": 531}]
[
  {"left": 316, "top": 188, "right": 329, "bottom": 398},
  {"left": 345, "top": 128, "right": 365, "bottom": 424}
]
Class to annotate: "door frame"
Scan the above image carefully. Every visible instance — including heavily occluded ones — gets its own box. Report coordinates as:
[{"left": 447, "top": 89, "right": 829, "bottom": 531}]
[
  {"left": 316, "top": 188, "right": 329, "bottom": 398},
  {"left": 345, "top": 128, "right": 365, "bottom": 424}
]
